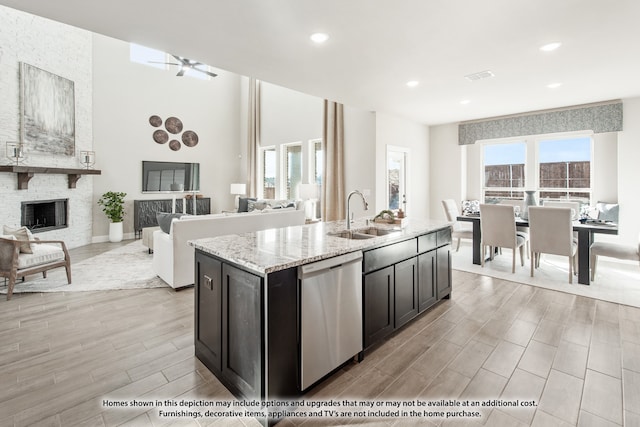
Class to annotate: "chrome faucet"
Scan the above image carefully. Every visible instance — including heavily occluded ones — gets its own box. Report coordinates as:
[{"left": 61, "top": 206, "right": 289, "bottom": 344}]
[{"left": 346, "top": 190, "right": 369, "bottom": 230}]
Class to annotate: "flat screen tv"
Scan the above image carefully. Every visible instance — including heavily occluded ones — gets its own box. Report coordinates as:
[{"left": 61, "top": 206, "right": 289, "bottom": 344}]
[{"left": 142, "top": 161, "right": 200, "bottom": 193}]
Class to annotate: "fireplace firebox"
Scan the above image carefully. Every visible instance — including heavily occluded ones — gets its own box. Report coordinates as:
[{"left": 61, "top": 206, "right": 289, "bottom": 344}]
[{"left": 21, "top": 199, "right": 68, "bottom": 233}]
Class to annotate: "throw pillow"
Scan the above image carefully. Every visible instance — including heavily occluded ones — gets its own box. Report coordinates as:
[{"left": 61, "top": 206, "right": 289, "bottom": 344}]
[
  {"left": 247, "top": 200, "right": 267, "bottom": 212},
  {"left": 596, "top": 202, "right": 619, "bottom": 223},
  {"left": 156, "top": 212, "right": 183, "bottom": 234},
  {"left": 2, "top": 225, "right": 34, "bottom": 254},
  {"left": 238, "top": 197, "right": 257, "bottom": 213}
]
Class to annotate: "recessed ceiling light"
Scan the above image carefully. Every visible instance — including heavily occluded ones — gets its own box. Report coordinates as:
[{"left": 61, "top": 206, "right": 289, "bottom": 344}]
[
  {"left": 460, "top": 100, "right": 471, "bottom": 105},
  {"left": 310, "top": 33, "right": 329, "bottom": 44},
  {"left": 406, "top": 80, "right": 419, "bottom": 87},
  {"left": 547, "top": 82, "right": 562, "bottom": 89},
  {"left": 540, "top": 42, "right": 562, "bottom": 52}
]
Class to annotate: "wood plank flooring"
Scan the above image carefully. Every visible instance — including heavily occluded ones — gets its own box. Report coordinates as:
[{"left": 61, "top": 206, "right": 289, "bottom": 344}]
[{"left": 1, "top": 242, "right": 639, "bottom": 426}]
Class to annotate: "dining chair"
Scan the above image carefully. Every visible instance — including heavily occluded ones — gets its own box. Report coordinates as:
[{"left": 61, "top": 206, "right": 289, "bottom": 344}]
[
  {"left": 542, "top": 200, "right": 581, "bottom": 219},
  {"left": 479, "top": 204, "right": 528, "bottom": 273},
  {"left": 528, "top": 206, "right": 577, "bottom": 283},
  {"left": 498, "top": 199, "right": 530, "bottom": 257},
  {"left": 590, "top": 233, "right": 640, "bottom": 281},
  {"left": 442, "top": 199, "right": 473, "bottom": 252}
]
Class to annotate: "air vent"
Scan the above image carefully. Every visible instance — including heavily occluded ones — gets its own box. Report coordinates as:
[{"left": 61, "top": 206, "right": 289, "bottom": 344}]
[{"left": 465, "top": 70, "right": 495, "bottom": 81}]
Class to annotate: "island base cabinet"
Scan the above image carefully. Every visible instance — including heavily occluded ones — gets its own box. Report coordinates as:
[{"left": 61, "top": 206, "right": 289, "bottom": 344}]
[
  {"left": 394, "top": 257, "right": 418, "bottom": 329},
  {"left": 418, "top": 250, "right": 437, "bottom": 313},
  {"left": 436, "top": 245, "right": 452, "bottom": 299},
  {"left": 364, "top": 266, "right": 394, "bottom": 348},
  {"left": 195, "top": 254, "right": 222, "bottom": 372}
]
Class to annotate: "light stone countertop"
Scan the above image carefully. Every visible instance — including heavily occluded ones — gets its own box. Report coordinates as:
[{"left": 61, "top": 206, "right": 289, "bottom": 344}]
[{"left": 189, "top": 217, "right": 451, "bottom": 276}]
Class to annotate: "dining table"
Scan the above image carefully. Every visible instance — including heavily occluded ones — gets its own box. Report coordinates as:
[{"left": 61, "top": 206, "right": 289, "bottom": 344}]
[{"left": 457, "top": 214, "right": 619, "bottom": 285}]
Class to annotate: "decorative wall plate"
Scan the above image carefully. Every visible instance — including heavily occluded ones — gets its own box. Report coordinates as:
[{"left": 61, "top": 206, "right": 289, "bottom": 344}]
[
  {"left": 153, "top": 129, "right": 169, "bottom": 144},
  {"left": 149, "top": 115, "right": 162, "bottom": 127},
  {"left": 182, "top": 130, "right": 199, "bottom": 147},
  {"left": 169, "top": 140, "right": 182, "bottom": 151},
  {"left": 165, "top": 117, "right": 183, "bottom": 134}
]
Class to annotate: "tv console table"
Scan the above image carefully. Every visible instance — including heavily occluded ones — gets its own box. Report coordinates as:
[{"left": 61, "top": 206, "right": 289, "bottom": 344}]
[{"left": 133, "top": 197, "right": 211, "bottom": 238}]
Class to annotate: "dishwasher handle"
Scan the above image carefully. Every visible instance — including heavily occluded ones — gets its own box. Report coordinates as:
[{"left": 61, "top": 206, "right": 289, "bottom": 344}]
[{"left": 299, "top": 251, "right": 363, "bottom": 278}]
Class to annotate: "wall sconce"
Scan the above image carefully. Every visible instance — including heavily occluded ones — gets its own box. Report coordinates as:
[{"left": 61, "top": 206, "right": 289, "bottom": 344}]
[
  {"left": 230, "top": 183, "right": 247, "bottom": 210},
  {"left": 80, "top": 150, "right": 96, "bottom": 169},
  {"left": 6, "top": 142, "right": 26, "bottom": 165}
]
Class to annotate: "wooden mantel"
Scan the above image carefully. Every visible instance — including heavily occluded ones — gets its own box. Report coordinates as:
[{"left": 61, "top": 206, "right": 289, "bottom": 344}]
[{"left": 0, "top": 166, "right": 102, "bottom": 190}]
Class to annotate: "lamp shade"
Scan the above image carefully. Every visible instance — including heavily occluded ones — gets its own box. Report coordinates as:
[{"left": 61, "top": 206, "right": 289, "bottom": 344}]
[
  {"left": 230, "top": 183, "right": 246, "bottom": 195},
  {"left": 298, "top": 183, "right": 318, "bottom": 200}
]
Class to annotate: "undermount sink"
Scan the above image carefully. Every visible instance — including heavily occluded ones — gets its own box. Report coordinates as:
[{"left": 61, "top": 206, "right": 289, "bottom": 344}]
[
  {"left": 328, "top": 226, "right": 401, "bottom": 240},
  {"left": 327, "top": 230, "right": 375, "bottom": 240},
  {"left": 355, "top": 226, "right": 402, "bottom": 236}
]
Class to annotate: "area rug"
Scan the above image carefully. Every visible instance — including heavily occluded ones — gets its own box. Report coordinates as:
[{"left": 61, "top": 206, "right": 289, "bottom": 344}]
[
  {"left": 451, "top": 242, "right": 640, "bottom": 308},
  {"left": 0, "top": 240, "right": 169, "bottom": 295}
]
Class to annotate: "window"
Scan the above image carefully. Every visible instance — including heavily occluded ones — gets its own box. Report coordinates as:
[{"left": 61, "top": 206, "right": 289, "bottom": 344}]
[
  {"left": 483, "top": 142, "right": 526, "bottom": 201},
  {"left": 261, "top": 147, "right": 276, "bottom": 199},
  {"left": 283, "top": 143, "right": 302, "bottom": 199},
  {"left": 130, "top": 44, "right": 167, "bottom": 70},
  {"left": 387, "top": 147, "right": 409, "bottom": 212},
  {"left": 310, "top": 139, "right": 323, "bottom": 185},
  {"left": 538, "top": 136, "right": 591, "bottom": 203}
]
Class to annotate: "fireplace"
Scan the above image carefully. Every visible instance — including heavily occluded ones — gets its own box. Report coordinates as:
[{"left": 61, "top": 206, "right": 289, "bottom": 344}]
[{"left": 21, "top": 199, "right": 68, "bottom": 233}]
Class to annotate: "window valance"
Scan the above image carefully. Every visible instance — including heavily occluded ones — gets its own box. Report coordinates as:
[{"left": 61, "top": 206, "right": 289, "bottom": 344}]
[{"left": 458, "top": 100, "right": 622, "bottom": 145}]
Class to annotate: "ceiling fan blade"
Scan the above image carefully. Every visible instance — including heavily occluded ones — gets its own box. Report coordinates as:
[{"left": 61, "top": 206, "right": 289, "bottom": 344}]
[
  {"left": 176, "top": 68, "right": 186, "bottom": 77},
  {"left": 148, "top": 61, "right": 180, "bottom": 65},
  {"left": 200, "top": 69, "right": 218, "bottom": 78}
]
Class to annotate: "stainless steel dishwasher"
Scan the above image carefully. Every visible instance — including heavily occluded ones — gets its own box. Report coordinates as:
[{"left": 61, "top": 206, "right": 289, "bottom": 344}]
[{"left": 299, "top": 251, "right": 363, "bottom": 391}]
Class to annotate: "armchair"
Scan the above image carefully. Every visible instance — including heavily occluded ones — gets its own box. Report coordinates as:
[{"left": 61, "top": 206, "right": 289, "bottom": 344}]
[{"left": 0, "top": 236, "right": 71, "bottom": 300}]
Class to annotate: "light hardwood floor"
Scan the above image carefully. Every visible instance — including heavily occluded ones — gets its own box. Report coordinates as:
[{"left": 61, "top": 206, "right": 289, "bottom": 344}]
[{"left": 1, "top": 243, "right": 639, "bottom": 427}]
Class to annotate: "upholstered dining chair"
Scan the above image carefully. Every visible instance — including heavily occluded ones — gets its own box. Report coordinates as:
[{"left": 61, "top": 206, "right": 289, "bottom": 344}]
[
  {"left": 528, "top": 206, "right": 577, "bottom": 283},
  {"left": 542, "top": 200, "right": 581, "bottom": 219},
  {"left": 0, "top": 236, "right": 71, "bottom": 300},
  {"left": 590, "top": 233, "right": 640, "bottom": 281},
  {"left": 498, "top": 199, "right": 530, "bottom": 257},
  {"left": 479, "top": 204, "right": 528, "bottom": 273},
  {"left": 442, "top": 199, "right": 473, "bottom": 252}
]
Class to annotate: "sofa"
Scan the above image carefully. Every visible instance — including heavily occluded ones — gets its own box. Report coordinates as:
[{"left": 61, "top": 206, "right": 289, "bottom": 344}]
[{"left": 152, "top": 208, "right": 306, "bottom": 288}]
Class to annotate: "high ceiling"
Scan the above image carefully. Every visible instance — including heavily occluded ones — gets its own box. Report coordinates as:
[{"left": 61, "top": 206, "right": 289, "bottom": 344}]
[{"left": 2, "top": 0, "right": 640, "bottom": 125}]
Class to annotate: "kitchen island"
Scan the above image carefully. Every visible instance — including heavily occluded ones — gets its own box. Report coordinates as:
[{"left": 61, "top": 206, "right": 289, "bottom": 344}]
[{"left": 189, "top": 217, "right": 453, "bottom": 411}]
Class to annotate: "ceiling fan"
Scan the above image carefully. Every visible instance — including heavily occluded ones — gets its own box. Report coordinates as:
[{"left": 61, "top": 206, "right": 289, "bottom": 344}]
[{"left": 149, "top": 54, "right": 217, "bottom": 78}]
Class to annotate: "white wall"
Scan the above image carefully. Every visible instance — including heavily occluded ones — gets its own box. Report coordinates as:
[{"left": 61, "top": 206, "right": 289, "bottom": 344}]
[
  {"left": 618, "top": 98, "right": 640, "bottom": 246},
  {"left": 0, "top": 6, "right": 94, "bottom": 248},
  {"left": 344, "top": 106, "right": 377, "bottom": 218},
  {"left": 92, "top": 34, "right": 242, "bottom": 240},
  {"left": 375, "top": 113, "right": 430, "bottom": 219}
]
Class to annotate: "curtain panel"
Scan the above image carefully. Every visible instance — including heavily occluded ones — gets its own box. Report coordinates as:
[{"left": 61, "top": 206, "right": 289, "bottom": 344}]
[
  {"left": 458, "top": 100, "right": 623, "bottom": 145},
  {"left": 246, "top": 78, "right": 261, "bottom": 197},
  {"left": 322, "top": 100, "right": 345, "bottom": 222}
]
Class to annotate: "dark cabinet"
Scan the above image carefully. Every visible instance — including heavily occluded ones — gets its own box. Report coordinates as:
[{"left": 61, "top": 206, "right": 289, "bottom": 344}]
[
  {"left": 195, "top": 254, "right": 222, "bottom": 371},
  {"left": 437, "top": 245, "right": 452, "bottom": 299},
  {"left": 418, "top": 250, "right": 437, "bottom": 312},
  {"left": 364, "top": 266, "right": 394, "bottom": 348},
  {"left": 221, "top": 263, "right": 263, "bottom": 399},
  {"left": 363, "top": 226, "right": 453, "bottom": 351},
  {"left": 394, "top": 257, "right": 418, "bottom": 328}
]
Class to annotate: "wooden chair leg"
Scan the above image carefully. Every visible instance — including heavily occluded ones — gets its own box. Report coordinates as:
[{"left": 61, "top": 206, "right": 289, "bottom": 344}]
[
  {"left": 43, "top": 271, "right": 47, "bottom": 278},
  {"left": 456, "top": 238, "right": 461, "bottom": 252},
  {"left": 519, "top": 245, "right": 525, "bottom": 266},
  {"left": 591, "top": 254, "right": 597, "bottom": 281},
  {"left": 7, "top": 271, "right": 17, "bottom": 301},
  {"left": 512, "top": 249, "right": 516, "bottom": 273},
  {"left": 65, "top": 263, "right": 72, "bottom": 284}
]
